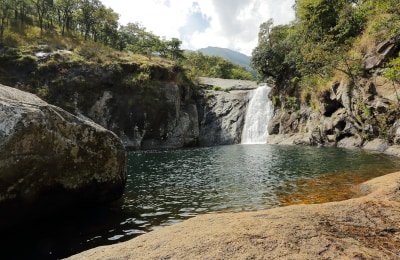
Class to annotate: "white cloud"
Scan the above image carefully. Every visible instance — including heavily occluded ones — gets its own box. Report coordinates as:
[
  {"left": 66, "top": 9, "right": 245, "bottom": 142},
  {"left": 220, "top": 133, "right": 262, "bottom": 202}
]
[{"left": 101, "top": 0, "right": 295, "bottom": 56}]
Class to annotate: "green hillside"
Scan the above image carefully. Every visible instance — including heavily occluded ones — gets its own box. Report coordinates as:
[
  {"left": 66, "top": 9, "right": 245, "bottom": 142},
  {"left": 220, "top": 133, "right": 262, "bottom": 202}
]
[{"left": 198, "top": 46, "right": 251, "bottom": 70}]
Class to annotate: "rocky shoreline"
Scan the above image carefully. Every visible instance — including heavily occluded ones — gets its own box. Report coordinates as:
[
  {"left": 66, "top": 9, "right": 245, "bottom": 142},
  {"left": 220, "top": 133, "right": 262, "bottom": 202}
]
[
  {"left": 267, "top": 134, "right": 400, "bottom": 157},
  {"left": 67, "top": 171, "right": 400, "bottom": 259}
]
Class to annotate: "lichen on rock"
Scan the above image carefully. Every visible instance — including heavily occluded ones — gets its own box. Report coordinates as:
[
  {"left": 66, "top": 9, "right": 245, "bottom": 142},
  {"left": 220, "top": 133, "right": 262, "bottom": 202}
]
[{"left": 0, "top": 84, "right": 126, "bottom": 226}]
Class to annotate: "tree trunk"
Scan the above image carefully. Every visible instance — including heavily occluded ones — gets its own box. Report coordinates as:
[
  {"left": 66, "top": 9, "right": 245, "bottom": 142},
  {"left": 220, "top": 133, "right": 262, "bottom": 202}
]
[{"left": 0, "top": 18, "right": 5, "bottom": 42}]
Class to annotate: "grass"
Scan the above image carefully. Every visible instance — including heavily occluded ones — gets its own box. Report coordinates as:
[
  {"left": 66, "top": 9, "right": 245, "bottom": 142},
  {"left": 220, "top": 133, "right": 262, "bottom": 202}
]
[{"left": 2, "top": 23, "right": 178, "bottom": 72}]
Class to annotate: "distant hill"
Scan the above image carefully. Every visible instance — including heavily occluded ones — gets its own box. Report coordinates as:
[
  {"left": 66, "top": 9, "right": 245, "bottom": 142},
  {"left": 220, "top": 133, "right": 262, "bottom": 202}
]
[{"left": 197, "top": 47, "right": 252, "bottom": 71}]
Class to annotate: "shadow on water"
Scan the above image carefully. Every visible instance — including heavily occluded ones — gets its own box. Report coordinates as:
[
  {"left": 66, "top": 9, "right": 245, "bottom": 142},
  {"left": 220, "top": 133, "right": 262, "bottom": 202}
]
[{"left": 3, "top": 144, "right": 400, "bottom": 259}]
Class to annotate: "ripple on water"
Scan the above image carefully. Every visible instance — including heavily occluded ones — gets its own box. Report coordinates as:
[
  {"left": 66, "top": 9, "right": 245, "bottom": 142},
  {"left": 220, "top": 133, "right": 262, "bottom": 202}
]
[{"left": 6, "top": 145, "right": 400, "bottom": 260}]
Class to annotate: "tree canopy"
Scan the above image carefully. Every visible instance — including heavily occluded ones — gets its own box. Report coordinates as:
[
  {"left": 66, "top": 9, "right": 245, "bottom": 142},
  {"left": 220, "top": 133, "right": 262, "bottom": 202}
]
[
  {"left": 251, "top": 0, "right": 400, "bottom": 99},
  {"left": 0, "top": 0, "right": 185, "bottom": 61},
  {"left": 183, "top": 51, "right": 254, "bottom": 80}
]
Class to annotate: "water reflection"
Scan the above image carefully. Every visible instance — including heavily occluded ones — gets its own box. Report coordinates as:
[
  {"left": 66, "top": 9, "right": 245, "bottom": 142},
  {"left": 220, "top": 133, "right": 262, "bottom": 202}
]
[
  {"left": 4, "top": 145, "right": 400, "bottom": 259},
  {"left": 122, "top": 145, "right": 400, "bottom": 232}
]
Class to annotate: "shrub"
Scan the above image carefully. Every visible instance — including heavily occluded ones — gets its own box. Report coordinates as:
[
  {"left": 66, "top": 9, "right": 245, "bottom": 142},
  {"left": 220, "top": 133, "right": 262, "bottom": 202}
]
[
  {"left": 212, "top": 85, "right": 224, "bottom": 91},
  {"left": 285, "top": 96, "right": 298, "bottom": 112}
]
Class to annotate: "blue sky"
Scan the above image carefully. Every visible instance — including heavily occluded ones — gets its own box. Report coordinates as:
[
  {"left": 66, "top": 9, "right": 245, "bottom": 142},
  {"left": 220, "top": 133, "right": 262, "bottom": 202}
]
[{"left": 101, "top": 0, "right": 295, "bottom": 56}]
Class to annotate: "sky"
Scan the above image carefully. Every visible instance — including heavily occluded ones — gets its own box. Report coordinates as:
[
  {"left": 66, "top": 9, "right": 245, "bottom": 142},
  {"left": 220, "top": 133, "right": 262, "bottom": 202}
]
[{"left": 101, "top": 0, "right": 295, "bottom": 56}]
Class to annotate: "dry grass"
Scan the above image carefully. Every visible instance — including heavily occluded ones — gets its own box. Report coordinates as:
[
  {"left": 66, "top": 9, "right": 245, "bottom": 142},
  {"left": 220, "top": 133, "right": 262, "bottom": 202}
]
[{"left": 354, "top": 13, "right": 394, "bottom": 56}]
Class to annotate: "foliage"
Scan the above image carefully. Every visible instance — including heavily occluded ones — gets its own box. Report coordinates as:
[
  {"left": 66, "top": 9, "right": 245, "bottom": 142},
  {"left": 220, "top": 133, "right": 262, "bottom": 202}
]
[
  {"left": 211, "top": 85, "right": 223, "bottom": 91},
  {"left": 0, "top": 0, "right": 186, "bottom": 63},
  {"left": 251, "top": 20, "right": 298, "bottom": 91},
  {"left": 198, "top": 46, "right": 254, "bottom": 73},
  {"left": 251, "top": 0, "right": 400, "bottom": 104},
  {"left": 384, "top": 53, "right": 400, "bottom": 83},
  {"left": 182, "top": 51, "right": 254, "bottom": 80},
  {"left": 285, "top": 96, "right": 298, "bottom": 112}
]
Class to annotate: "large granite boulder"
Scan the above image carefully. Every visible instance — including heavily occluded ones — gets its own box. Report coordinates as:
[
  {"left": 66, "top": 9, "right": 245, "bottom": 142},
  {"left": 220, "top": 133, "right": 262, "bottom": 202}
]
[{"left": 0, "top": 84, "right": 126, "bottom": 226}]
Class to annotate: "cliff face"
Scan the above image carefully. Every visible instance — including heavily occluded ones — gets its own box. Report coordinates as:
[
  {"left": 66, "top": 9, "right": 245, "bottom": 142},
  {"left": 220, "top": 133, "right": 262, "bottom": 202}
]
[
  {"left": 84, "top": 82, "right": 200, "bottom": 150},
  {"left": 87, "top": 78, "right": 255, "bottom": 149},
  {"left": 0, "top": 47, "right": 254, "bottom": 149},
  {"left": 267, "top": 39, "right": 400, "bottom": 153},
  {"left": 196, "top": 78, "right": 256, "bottom": 146}
]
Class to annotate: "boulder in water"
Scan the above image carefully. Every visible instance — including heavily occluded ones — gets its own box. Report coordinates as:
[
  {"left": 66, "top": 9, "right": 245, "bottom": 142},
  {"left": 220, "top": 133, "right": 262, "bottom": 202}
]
[{"left": 0, "top": 84, "right": 126, "bottom": 226}]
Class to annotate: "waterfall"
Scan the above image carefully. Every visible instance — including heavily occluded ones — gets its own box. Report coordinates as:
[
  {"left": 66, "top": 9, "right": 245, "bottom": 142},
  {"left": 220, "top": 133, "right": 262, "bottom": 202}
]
[{"left": 241, "top": 84, "right": 274, "bottom": 144}]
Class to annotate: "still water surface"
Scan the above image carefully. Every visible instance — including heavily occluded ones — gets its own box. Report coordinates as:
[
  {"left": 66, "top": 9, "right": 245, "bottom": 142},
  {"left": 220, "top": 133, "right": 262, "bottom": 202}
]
[{"left": 4, "top": 144, "right": 400, "bottom": 259}]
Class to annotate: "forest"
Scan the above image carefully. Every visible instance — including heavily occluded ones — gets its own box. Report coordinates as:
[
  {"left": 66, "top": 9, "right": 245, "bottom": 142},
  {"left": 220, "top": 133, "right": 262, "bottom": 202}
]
[
  {"left": 251, "top": 0, "right": 400, "bottom": 104},
  {"left": 0, "top": 0, "right": 253, "bottom": 80}
]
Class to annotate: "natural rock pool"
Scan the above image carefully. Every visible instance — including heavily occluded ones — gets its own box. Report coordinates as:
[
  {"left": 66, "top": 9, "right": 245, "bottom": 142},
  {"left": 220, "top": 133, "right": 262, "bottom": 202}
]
[{"left": 4, "top": 144, "right": 400, "bottom": 259}]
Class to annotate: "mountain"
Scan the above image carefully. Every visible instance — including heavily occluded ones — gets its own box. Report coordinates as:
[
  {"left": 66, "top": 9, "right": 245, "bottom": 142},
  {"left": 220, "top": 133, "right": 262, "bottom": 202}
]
[{"left": 197, "top": 46, "right": 252, "bottom": 71}]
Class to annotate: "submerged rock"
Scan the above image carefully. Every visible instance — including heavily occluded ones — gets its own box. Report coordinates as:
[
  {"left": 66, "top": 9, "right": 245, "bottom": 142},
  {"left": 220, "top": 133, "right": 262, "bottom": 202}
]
[{"left": 0, "top": 84, "right": 126, "bottom": 226}]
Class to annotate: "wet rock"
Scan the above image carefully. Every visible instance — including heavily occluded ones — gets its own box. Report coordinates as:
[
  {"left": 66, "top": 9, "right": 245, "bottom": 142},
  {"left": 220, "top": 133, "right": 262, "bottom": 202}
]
[
  {"left": 337, "top": 135, "right": 363, "bottom": 148},
  {"left": 267, "top": 133, "right": 311, "bottom": 146},
  {"left": 363, "top": 138, "right": 389, "bottom": 152},
  {"left": 197, "top": 89, "right": 250, "bottom": 146},
  {"left": 0, "top": 84, "right": 126, "bottom": 226},
  {"left": 390, "top": 119, "right": 400, "bottom": 145},
  {"left": 384, "top": 145, "right": 400, "bottom": 157}
]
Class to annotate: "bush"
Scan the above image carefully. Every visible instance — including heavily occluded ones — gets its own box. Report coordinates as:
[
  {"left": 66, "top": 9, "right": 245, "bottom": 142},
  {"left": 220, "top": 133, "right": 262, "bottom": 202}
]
[
  {"left": 212, "top": 85, "right": 224, "bottom": 91},
  {"left": 285, "top": 96, "right": 298, "bottom": 112},
  {"left": 75, "top": 44, "right": 98, "bottom": 60}
]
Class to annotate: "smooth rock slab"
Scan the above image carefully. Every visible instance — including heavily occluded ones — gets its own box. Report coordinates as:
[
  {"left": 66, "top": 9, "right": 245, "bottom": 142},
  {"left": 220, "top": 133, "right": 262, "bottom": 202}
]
[
  {"left": 0, "top": 85, "right": 126, "bottom": 226},
  {"left": 67, "top": 172, "right": 400, "bottom": 259}
]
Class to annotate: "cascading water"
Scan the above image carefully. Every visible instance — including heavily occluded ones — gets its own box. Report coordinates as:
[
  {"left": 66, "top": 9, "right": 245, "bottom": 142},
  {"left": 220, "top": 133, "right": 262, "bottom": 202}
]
[{"left": 241, "top": 84, "right": 274, "bottom": 144}]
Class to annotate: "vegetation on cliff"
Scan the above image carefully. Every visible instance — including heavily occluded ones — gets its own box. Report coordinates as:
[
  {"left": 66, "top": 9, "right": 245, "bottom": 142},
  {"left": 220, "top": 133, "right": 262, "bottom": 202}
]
[
  {"left": 252, "top": 0, "right": 400, "bottom": 144},
  {"left": 0, "top": 0, "right": 253, "bottom": 94},
  {"left": 251, "top": 0, "right": 400, "bottom": 101},
  {"left": 0, "top": 1, "right": 195, "bottom": 110}
]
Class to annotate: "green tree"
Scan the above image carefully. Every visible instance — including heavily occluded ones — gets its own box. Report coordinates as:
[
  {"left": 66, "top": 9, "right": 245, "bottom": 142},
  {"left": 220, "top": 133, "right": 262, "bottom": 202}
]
[
  {"left": 78, "top": 0, "right": 102, "bottom": 41},
  {"left": 0, "top": 0, "right": 14, "bottom": 41},
  {"left": 91, "top": 5, "right": 119, "bottom": 45},
  {"left": 31, "top": 0, "right": 53, "bottom": 34},
  {"left": 54, "top": 0, "right": 79, "bottom": 35},
  {"left": 13, "top": 0, "right": 32, "bottom": 26},
  {"left": 183, "top": 51, "right": 253, "bottom": 80},
  {"left": 251, "top": 21, "right": 298, "bottom": 88},
  {"left": 122, "top": 23, "right": 163, "bottom": 58},
  {"left": 295, "top": 0, "right": 346, "bottom": 40},
  {"left": 165, "top": 38, "right": 184, "bottom": 61}
]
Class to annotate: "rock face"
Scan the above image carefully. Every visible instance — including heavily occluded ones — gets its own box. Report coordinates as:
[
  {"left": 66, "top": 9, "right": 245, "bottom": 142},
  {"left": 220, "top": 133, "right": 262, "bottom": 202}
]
[
  {"left": 0, "top": 84, "right": 126, "bottom": 226},
  {"left": 85, "top": 82, "right": 200, "bottom": 150},
  {"left": 79, "top": 78, "right": 254, "bottom": 149},
  {"left": 197, "top": 89, "right": 251, "bottom": 146},
  {"left": 67, "top": 172, "right": 400, "bottom": 259},
  {"left": 196, "top": 78, "right": 256, "bottom": 146},
  {"left": 268, "top": 39, "right": 400, "bottom": 153},
  {"left": 0, "top": 46, "right": 255, "bottom": 149}
]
